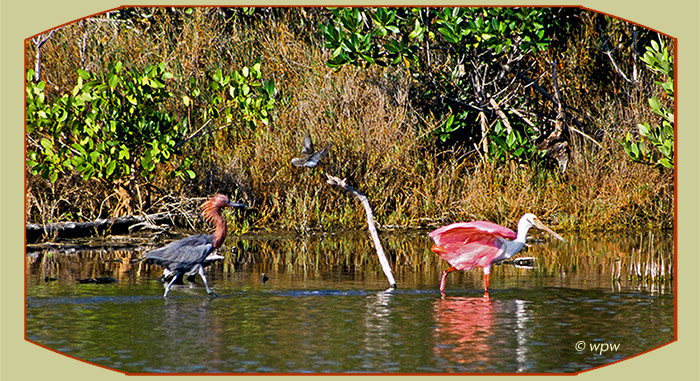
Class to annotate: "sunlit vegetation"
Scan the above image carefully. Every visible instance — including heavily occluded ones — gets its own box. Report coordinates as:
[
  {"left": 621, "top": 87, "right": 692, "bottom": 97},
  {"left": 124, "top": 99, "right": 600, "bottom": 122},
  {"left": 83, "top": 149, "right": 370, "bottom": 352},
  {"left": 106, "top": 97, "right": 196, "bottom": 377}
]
[{"left": 25, "top": 7, "right": 674, "bottom": 234}]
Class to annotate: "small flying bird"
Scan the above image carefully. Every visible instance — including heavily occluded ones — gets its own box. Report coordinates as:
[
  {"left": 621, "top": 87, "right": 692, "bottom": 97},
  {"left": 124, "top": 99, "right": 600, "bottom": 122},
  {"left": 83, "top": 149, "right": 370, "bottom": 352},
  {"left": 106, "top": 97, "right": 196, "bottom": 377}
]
[
  {"left": 144, "top": 194, "right": 247, "bottom": 297},
  {"left": 429, "top": 213, "right": 567, "bottom": 293},
  {"left": 291, "top": 134, "right": 328, "bottom": 168}
]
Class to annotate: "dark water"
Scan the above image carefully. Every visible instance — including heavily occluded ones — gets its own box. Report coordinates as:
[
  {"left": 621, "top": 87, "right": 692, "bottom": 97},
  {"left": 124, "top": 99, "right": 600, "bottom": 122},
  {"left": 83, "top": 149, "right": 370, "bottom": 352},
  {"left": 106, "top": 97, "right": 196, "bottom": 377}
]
[{"left": 25, "top": 230, "right": 674, "bottom": 374}]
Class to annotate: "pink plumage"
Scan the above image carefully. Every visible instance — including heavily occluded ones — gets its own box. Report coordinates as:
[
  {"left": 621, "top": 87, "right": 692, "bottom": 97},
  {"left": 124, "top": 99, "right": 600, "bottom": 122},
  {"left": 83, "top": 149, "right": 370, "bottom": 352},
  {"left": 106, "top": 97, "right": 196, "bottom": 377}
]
[
  {"left": 429, "top": 221, "right": 517, "bottom": 292},
  {"left": 429, "top": 221, "right": 516, "bottom": 271},
  {"left": 429, "top": 221, "right": 516, "bottom": 246},
  {"left": 429, "top": 214, "right": 567, "bottom": 292}
]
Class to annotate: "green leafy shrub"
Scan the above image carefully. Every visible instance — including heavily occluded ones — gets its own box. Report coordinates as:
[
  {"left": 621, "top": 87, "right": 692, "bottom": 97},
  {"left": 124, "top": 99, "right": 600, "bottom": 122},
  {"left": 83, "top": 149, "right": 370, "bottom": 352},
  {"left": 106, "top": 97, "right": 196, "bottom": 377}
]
[
  {"left": 488, "top": 120, "right": 544, "bottom": 164},
  {"left": 203, "top": 63, "right": 276, "bottom": 133},
  {"left": 621, "top": 39, "right": 674, "bottom": 169},
  {"left": 26, "top": 62, "right": 193, "bottom": 186},
  {"left": 321, "top": 7, "right": 578, "bottom": 164}
]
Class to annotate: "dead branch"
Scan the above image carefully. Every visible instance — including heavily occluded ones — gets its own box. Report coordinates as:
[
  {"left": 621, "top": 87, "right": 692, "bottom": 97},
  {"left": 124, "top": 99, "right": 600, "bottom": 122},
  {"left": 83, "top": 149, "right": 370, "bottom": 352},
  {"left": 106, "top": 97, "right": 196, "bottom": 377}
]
[
  {"left": 31, "top": 31, "right": 55, "bottom": 82},
  {"left": 489, "top": 98, "right": 512, "bottom": 133},
  {"left": 507, "top": 65, "right": 602, "bottom": 149},
  {"left": 326, "top": 174, "right": 397, "bottom": 288}
]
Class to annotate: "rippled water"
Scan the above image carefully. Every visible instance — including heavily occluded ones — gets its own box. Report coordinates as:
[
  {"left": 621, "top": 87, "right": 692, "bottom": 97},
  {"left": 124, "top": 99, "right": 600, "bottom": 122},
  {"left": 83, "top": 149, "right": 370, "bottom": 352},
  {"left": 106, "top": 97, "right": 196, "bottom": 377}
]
[{"left": 25, "top": 230, "right": 674, "bottom": 374}]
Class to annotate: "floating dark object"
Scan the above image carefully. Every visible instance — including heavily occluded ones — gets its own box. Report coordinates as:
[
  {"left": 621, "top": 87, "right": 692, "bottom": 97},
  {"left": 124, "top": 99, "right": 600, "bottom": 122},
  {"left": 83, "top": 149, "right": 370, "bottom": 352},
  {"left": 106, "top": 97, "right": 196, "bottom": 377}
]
[
  {"left": 144, "top": 194, "right": 247, "bottom": 298},
  {"left": 497, "top": 257, "right": 537, "bottom": 268},
  {"left": 291, "top": 134, "right": 328, "bottom": 168},
  {"left": 261, "top": 273, "right": 270, "bottom": 284},
  {"left": 77, "top": 277, "right": 119, "bottom": 284}
]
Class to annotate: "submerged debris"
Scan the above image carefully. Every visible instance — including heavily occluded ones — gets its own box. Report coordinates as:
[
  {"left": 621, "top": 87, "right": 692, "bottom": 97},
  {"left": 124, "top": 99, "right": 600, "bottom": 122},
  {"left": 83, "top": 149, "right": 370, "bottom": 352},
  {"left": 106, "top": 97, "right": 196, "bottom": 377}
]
[{"left": 76, "top": 277, "right": 119, "bottom": 284}]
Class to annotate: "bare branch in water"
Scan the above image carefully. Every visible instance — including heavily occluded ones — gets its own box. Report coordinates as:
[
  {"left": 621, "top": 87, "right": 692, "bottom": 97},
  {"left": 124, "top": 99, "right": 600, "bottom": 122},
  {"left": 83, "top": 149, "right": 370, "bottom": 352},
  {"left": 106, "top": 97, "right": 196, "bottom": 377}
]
[{"left": 326, "top": 174, "right": 397, "bottom": 288}]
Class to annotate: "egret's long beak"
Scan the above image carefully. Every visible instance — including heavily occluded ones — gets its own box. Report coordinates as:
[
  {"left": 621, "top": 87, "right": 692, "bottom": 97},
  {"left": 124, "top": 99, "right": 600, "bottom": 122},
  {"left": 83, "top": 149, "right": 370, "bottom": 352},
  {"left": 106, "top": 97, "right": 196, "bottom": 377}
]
[
  {"left": 533, "top": 218, "right": 567, "bottom": 244},
  {"left": 227, "top": 202, "right": 248, "bottom": 209}
]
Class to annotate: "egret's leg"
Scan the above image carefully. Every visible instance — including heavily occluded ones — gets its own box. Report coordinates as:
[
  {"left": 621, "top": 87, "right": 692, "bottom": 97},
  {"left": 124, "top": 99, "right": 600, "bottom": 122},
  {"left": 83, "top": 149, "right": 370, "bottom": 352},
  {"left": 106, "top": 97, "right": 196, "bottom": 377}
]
[
  {"left": 198, "top": 266, "right": 217, "bottom": 297},
  {"left": 440, "top": 266, "right": 456, "bottom": 293},
  {"left": 163, "top": 274, "right": 179, "bottom": 298}
]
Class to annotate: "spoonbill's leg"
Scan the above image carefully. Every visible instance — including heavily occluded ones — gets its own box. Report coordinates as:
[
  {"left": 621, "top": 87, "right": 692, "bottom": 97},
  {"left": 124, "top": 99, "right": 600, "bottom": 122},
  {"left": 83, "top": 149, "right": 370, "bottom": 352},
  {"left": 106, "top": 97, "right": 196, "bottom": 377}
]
[
  {"left": 483, "top": 266, "right": 491, "bottom": 291},
  {"left": 440, "top": 266, "right": 457, "bottom": 292}
]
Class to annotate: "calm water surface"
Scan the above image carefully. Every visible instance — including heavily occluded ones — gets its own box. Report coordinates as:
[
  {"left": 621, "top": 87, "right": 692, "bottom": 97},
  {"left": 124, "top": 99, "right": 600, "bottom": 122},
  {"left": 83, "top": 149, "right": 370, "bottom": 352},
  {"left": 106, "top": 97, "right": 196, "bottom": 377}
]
[{"left": 26, "top": 230, "right": 674, "bottom": 374}]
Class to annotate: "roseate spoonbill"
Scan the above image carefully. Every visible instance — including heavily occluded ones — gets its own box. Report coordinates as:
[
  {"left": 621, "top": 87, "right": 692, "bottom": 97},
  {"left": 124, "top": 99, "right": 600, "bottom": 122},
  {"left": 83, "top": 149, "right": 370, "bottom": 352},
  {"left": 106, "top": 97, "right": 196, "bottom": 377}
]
[
  {"left": 145, "top": 194, "right": 247, "bottom": 297},
  {"left": 429, "top": 213, "right": 567, "bottom": 292},
  {"left": 291, "top": 134, "right": 328, "bottom": 167}
]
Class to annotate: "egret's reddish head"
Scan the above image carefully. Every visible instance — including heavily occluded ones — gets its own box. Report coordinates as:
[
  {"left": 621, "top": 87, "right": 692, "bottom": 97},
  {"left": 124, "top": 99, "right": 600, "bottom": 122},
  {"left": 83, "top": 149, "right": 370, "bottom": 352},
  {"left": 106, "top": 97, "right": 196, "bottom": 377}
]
[{"left": 200, "top": 194, "right": 246, "bottom": 220}]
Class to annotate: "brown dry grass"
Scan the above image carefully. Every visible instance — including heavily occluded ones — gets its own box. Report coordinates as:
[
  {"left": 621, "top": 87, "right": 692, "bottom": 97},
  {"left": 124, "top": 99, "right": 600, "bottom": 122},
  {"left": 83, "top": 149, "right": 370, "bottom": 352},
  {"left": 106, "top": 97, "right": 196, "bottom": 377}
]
[{"left": 25, "top": 7, "right": 674, "bottom": 234}]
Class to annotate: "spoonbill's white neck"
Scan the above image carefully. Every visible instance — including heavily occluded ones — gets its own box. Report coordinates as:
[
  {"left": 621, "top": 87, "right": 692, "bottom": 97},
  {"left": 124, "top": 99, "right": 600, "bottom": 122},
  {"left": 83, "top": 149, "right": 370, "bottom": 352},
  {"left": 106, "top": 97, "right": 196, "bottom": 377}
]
[{"left": 515, "top": 213, "right": 537, "bottom": 243}]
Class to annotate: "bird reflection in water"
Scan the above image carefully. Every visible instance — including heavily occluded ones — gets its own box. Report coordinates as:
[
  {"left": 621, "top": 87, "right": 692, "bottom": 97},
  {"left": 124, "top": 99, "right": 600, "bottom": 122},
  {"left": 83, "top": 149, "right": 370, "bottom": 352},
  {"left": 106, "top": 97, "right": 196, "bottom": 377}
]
[
  {"left": 432, "top": 293, "right": 496, "bottom": 371},
  {"left": 432, "top": 294, "right": 533, "bottom": 372}
]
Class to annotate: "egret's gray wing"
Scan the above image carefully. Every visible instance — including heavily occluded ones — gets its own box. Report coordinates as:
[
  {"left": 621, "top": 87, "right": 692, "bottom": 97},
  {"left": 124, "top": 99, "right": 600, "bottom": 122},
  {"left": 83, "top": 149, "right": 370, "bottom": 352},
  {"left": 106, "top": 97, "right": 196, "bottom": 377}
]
[
  {"left": 159, "top": 250, "right": 224, "bottom": 284},
  {"left": 145, "top": 234, "right": 214, "bottom": 273}
]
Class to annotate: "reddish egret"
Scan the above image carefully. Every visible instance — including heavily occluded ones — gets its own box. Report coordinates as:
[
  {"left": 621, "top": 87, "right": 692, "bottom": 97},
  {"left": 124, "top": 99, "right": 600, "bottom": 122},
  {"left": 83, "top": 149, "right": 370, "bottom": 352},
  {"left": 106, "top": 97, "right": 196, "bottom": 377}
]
[
  {"left": 291, "top": 134, "right": 328, "bottom": 168},
  {"left": 429, "top": 213, "right": 566, "bottom": 292},
  {"left": 145, "top": 194, "right": 246, "bottom": 297}
]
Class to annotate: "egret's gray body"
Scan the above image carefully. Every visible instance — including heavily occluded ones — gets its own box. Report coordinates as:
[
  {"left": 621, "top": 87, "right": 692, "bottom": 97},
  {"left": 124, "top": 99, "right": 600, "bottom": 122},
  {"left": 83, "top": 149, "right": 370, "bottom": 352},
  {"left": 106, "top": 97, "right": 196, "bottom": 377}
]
[
  {"left": 144, "top": 194, "right": 245, "bottom": 297},
  {"left": 146, "top": 234, "right": 218, "bottom": 294}
]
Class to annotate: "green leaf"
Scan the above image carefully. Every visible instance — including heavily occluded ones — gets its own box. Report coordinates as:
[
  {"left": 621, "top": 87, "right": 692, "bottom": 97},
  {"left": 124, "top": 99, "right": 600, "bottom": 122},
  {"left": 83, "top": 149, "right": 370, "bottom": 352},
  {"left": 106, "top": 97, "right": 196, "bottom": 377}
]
[
  {"left": 141, "top": 154, "right": 154, "bottom": 172},
  {"left": 105, "top": 160, "right": 117, "bottom": 176},
  {"left": 506, "top": 131, "right": 516, "bottom": 147},
  {"left": 71, "top": 143, "right": 87, "bottom": 156},
  {"left": 648, "top": 97, "right": 662, "bottom": 114},
  {"left": 638, "top": 123, "right": 650, "bottom": 137},
  {"left": 40, "top": 138, "right": 53, "bottom": 151},
  {"left": 77, "top": 69, "right": 90, "bottom": 80},
  {"left": 108, "top": 74, "right": 118, "bottom": 89},
  {"left": 630, "top": 142, "right": 639, "bottom": 157}
]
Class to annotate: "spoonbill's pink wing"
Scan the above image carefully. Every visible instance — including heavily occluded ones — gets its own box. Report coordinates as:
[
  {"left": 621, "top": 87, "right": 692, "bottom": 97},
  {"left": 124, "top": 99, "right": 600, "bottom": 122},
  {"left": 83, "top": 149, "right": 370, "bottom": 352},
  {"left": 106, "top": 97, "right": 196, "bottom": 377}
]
[
  {"left": 429, "top": 221, "right": 516, "bottom": 246},
  {"left": 429, "top": 222, "right": 516, "bottom": 271},
  {"left": 431, "top": 235, "right": 505, "bottom": 270}
]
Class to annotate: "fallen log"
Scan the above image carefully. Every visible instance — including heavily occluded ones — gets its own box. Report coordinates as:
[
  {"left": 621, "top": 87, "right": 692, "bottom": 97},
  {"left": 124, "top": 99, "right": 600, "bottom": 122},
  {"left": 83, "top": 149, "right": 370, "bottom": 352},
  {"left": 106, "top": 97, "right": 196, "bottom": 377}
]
[{"left": 26, "top": 213, "right": 181, "bottom": 243}]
